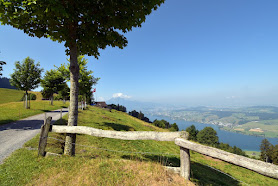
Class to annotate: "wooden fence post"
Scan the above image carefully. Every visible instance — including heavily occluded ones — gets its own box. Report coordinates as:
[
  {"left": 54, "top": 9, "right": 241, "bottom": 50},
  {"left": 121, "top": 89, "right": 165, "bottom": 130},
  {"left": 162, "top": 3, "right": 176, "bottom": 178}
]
[
  {"left": 38, "top": 116, "right": 52, "bottom": 156},
  {"left": 180, "top": 146, "right": 190, "bottom": 180}
]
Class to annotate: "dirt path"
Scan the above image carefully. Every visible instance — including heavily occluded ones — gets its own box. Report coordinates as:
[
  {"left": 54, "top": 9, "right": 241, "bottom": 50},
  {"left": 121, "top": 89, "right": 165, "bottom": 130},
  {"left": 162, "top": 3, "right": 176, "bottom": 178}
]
[{"left": 0, "top": 108, "right": 68, "bottom": 164}]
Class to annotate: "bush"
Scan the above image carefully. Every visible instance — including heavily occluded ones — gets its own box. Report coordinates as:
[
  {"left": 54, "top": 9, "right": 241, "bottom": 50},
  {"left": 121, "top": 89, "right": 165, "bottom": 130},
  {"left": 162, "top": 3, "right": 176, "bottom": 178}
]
[{"left": 21, "top": 93, "right": 36, "bottom": 101}]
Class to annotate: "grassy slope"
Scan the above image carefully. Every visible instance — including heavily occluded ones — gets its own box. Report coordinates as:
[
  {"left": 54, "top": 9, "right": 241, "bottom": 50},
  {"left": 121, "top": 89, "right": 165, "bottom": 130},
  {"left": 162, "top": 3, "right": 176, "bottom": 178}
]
[
  {"left": 0, "top": 88, "right": 24, "bottom": 104},
  {"left": 0, "top": 100, "right": 69, "bottom": 125},
  {"left": 0, "top": 86, "right": 69, "bottom": 126},
  {"left": 1, "top": 106, "right": 278, "bottom": 185}
]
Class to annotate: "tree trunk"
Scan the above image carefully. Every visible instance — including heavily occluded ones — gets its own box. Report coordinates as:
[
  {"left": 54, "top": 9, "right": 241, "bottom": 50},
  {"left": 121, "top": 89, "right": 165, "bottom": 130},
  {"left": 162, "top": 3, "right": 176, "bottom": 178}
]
[
  {"left": 64, "top": 37, "right": 79, "bottom": 156},
  {"left": 25, "top": 91, "right": 28, "bottom": 109},
  {"left": 51, "top": 95, "right": 54, "bottom": 105}
]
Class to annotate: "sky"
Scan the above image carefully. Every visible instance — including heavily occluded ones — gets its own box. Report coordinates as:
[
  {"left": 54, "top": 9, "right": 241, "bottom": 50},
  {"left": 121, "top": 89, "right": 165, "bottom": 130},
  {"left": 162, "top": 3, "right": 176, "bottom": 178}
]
[{"left": 1, "top": 0, "right": 278, "bottom": 107}]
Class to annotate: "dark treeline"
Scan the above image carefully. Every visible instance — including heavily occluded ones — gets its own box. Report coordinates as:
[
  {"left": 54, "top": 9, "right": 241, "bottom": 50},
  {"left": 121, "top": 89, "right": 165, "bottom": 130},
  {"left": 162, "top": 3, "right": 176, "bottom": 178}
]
[
  {"left": 0, "top": 77, "right": 16, "bottom": 89},
  {"left": 107, "top": 104, "right": 127, "bottom": 113},
  {"left": 186, "top": 125, "right": 246, "bottom": 156},
  {"left": 129, "top": 110, "right": 179, "bottom": 131},
  {"left": 107, "top": 105, "right": 179, "bottom": 131},
  {"left": 129, "top": 110, "right": 151, "bottom": 123},
  {"left": 152, "top": 119, "right": 179, "bottom": 131},
  {"left": 260, "top": 139, "right": 278, "bottom": 164}
]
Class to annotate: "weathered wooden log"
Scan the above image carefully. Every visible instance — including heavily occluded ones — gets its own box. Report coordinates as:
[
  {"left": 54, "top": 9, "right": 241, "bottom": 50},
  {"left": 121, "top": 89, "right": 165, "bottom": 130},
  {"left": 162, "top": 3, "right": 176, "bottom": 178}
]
[
  {"left": 175, "top": 138, "right": 278, "bottom": 179},
  {"left": 38, "top": 117, "right": 52, "bottom": 156},
  {"left": 51, "top": 125, "right": 188, "bottom": 141},
  {"left": 180, "top": 147, "right": 190, "bottom": 180}
]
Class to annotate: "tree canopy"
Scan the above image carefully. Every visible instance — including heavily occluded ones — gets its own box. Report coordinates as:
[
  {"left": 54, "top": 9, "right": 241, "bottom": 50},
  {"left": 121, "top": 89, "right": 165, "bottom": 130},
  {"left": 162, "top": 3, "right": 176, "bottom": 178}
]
[
  {"left": 196, "top": 127, "right": 219, "bottom": 147},
  {"left": 41, "top": 69, "right": 66, "bottom": 105},
  {"left": 10, "top": 57, "right": 43, "bottom": 108}
]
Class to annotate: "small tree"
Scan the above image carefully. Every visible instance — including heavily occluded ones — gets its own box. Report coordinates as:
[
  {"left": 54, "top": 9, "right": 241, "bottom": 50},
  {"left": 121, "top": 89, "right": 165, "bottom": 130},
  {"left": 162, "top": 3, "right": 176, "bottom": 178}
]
[
  {"left": 10, "top": 57, "right": 43, "bottom": 109},
  {"left": 260, "top": 138, "right": 273, "bottom": 163},
  {"left": 197, "top": 127, "right": 219, "bottom": 147},
  {"left": 186, "top": 125, "right": 199, "bottom": 141},
  {"left": 41, "top": 69, "right": 66, "bottom": 105}
]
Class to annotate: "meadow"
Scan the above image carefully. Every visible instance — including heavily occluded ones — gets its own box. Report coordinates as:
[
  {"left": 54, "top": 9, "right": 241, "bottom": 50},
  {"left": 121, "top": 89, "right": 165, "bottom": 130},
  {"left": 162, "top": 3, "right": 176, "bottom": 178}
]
[{"left": 1, "top": 106, "right": 277, "bottom": 185}]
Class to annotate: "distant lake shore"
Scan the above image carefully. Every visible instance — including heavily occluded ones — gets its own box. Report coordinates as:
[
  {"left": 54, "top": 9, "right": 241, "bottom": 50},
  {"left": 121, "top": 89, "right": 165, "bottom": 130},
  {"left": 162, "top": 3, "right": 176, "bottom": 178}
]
[{"left": 147, "top": 114, "right": 278, "bottom": 152}]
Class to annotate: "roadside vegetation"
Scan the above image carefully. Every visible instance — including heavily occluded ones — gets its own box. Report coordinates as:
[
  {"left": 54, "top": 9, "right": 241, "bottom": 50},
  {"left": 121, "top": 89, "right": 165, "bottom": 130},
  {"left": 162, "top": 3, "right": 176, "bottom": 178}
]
[{"left": 1, "top": 106, "right": 277, "bottom": 185}]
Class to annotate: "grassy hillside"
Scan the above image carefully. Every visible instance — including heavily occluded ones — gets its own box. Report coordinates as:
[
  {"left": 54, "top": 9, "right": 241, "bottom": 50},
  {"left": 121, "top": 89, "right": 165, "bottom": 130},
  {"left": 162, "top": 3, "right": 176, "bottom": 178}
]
[
  {"left": 0, "top": 88, "right": 43, "bottom": 104},
  {"left": 0, "top": 88, "right": 25, "bottom": 104},
  {"left": 1, "top": 106, "right": 278, "bottom": 185},
  {"left": 0, "top": 100, "right": 69, "bottom": 125}
]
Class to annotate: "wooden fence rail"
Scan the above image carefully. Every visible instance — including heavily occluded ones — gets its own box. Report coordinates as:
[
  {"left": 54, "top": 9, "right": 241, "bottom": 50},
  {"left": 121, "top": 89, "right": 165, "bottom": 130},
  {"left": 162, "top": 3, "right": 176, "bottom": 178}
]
[
  {"left": 51, "top": 125, "right": 188, "bottom": 141},
  {"left": 175, "top": 138, "right": 278, "bottom": 180},
  {"left": 39, "top": 117, "right": 278, "bottom": 181}
]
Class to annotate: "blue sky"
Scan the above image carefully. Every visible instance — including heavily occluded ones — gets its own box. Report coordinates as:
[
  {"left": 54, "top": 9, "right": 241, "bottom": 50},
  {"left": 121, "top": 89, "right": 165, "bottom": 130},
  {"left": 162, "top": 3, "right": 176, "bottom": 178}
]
[{"left": 1, "top": 0, "right": 278, "bottom": 106}]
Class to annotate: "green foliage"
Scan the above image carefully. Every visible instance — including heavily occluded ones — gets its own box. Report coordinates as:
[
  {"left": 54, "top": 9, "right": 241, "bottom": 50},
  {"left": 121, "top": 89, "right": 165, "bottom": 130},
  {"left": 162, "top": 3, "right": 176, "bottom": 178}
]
[
  {"left": 108, "top": 104, "right": 127, "bottom": 113},
  {"left": 197, "top": 127, "right": 219, "bottom": 147},
  {"left": 152, "top": 119, "right": 179, "bottom": 131},
  {"left": 260, "top": 138, "right": 274, "bottom": 163},
  {"left": 10, "top": 57, "right": 43, "bottom": 93},
  {"left": 0, "top": 1, "right": 165, "bottom": 57},
  {"left": 169, "top": 123, "right": 179, "bottom": 131},
  {"left": 186, "top": 125, "right": 199, "bottom": 141},
  {"left": 20, "top": 93, "right": 36, "bottom": 101},
  {"left": 129, "top": 110, "right": 151, "bottom": 123},
  {"left": 56, "top": 56, "right": 99, "bottom": 102},
  {"left": 217, "top": 143, "right": 247, "bottom": 156},
  {"left": 41, "top": 69, "right": 66, "bottom": 104}
]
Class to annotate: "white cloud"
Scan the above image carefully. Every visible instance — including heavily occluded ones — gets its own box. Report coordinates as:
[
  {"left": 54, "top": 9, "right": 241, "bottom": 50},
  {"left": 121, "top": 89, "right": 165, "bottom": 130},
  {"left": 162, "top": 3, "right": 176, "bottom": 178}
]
[{"left": 112, "top": 93, "right": 131, "bottom": 99}]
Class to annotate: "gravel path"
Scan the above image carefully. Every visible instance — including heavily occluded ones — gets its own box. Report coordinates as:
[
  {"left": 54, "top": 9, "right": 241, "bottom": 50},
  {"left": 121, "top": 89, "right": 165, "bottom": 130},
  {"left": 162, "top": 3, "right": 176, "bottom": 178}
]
[{"left": 0, "top": 108, "right": 69, "bottom": 164}]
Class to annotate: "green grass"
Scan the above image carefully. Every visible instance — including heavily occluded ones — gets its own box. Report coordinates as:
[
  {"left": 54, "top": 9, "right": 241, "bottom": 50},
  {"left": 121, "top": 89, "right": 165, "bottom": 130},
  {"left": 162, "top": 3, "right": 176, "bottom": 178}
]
[
  {"left": 0, "top": 88, "right": 25, "bottom": 104},
  {"left": 1, "top": 106, "right": 278, "bottom": 185},
  {"left": 0, "top": 100, "right": 69, "bottom": 125},
  {"left": 245, "top": 151, "right": 260, "bottom": 159}
]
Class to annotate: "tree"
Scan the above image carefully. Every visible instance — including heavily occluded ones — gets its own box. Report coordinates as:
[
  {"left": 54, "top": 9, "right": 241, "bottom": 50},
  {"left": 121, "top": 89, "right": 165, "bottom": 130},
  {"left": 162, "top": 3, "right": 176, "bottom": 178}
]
[
  {"left": 260, "top": 138, "right": 273, "bottom": 163},
  {"left": 10, "top": 57, "right": 43, "bottom": 109},
  {"left": 1, "top": 0, "right": 164, "bottom": 156},
  {"left": 57, "top": 56, "right": 99, "bottom": 108},
  {"left": 170, "top": 123, "right": 179, "bottom": 131},
  {"left": 186, "top": 125, "right": 199, "bottom": 141},
  {"left": 58, "top": 84, "right": 70, "bottom": 103},
  {"left": 0, "top": 61, "right": 6, "bottom": 76},
  {"left": 41, "top": 69, "right": 66, "bottom": 105},
  {"left": 272, "top": 145, "right": 278, "bottom": 165},
  {"left": 197, "top": 127, "right": 219, "bottom": 147}
]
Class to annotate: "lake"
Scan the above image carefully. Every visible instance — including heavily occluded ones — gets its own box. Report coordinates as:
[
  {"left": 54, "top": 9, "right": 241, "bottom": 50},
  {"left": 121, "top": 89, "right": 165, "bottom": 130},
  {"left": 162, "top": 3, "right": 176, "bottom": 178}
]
[{"left": 147, "top": 115, "right": 278, "bottom": 152}]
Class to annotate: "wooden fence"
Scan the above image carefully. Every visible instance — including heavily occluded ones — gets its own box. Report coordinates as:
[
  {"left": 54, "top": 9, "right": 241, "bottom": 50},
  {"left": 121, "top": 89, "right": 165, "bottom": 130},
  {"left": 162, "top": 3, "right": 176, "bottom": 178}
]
[{"left": 38, "top": 117, "right": 278, "bottom": 180}]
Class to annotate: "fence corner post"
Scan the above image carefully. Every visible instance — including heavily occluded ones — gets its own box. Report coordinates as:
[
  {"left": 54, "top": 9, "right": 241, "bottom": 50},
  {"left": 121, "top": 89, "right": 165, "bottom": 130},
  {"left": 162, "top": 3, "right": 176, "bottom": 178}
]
[
  {"left": 38, "top": 116, "right": 52, "bottom": 156},
  {"left": 179, "top": 132, "right": 190, "bottom": 180}
]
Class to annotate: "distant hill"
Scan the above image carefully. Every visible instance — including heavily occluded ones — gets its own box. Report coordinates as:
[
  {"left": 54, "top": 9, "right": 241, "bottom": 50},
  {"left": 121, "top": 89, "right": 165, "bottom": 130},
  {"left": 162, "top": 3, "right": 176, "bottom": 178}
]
[{"left": 0, "top": 77, "right": 16, "bottom": 89}]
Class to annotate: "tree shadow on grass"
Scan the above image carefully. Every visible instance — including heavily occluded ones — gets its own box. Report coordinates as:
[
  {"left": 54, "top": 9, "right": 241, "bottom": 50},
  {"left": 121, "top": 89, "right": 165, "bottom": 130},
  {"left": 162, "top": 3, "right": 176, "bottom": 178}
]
[
  {"left": 121, "top": 154, "right": 240, "bottom": 186},
  {"left": 103, "top": 122, "right": 135, "bottom": 131}
]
